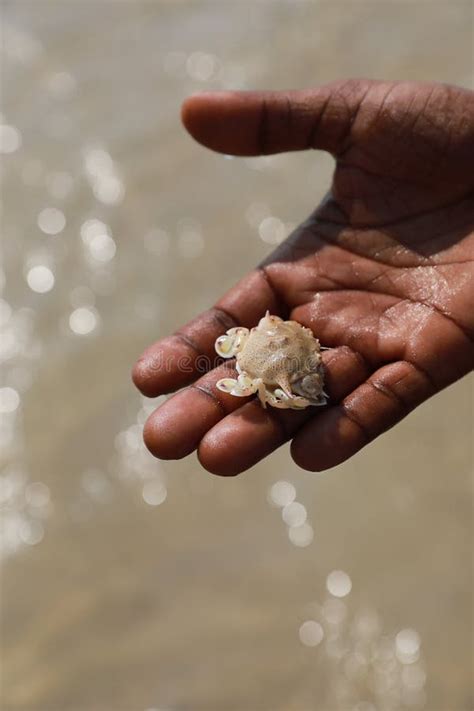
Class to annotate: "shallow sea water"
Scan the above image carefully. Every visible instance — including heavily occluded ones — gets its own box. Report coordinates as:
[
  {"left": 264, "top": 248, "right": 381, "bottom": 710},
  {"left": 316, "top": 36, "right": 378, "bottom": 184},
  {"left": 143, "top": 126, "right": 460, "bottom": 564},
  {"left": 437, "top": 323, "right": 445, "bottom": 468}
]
[{"left": 0, "top": 2, "right": 473, "bottom": 710}]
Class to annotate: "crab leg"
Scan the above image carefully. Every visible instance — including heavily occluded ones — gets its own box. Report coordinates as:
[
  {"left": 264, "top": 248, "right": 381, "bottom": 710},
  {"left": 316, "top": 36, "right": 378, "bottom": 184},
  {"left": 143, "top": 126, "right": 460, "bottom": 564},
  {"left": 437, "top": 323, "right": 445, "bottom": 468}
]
[
  {"left": 215, "top": 327, "right": 250, "bottom": 358},
  {"left": 255, "top": 379, "right": 268, "bottom": 408},
  {"left": 216, "top": 373, "right": 259, "bottom": 398},
  {"left": 266, "top": 388, "right": 311, "bottom": 410}
]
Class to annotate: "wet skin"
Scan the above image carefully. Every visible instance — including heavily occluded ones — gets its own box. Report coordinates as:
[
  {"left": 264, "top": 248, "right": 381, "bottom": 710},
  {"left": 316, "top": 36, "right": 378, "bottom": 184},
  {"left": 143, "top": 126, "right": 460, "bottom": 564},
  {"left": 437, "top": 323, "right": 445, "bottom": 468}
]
[{"left": 133, "top": 79, "right": 474, "bottom": 475}]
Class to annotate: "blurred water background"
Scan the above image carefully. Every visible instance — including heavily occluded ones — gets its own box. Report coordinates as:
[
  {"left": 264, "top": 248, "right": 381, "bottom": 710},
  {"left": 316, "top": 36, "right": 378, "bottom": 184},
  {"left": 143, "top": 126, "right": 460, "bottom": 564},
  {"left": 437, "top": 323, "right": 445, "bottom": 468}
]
[{"left": 0, "top": 2, "right": 473, "bottom": 710}]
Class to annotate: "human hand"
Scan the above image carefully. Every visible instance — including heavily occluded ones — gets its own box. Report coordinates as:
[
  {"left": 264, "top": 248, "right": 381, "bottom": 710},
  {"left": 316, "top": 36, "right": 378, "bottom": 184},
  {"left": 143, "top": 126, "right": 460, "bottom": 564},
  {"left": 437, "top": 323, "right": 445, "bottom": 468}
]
[{"left": 133, "top": 79, "right": 474, "bottom": 475}]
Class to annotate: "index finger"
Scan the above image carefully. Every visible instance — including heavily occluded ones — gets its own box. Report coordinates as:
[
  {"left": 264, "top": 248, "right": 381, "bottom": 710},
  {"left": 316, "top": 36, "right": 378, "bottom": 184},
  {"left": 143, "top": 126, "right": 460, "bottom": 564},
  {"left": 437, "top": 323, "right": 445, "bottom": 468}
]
[{"left": 132, "top": 268, "right": 283, "bottom": 397}]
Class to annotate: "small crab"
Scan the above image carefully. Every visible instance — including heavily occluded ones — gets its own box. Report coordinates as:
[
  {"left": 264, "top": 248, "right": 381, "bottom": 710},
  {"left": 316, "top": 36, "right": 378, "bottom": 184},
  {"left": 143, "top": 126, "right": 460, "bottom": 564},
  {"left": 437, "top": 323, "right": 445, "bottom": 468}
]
[{"left": 215, "top": 312, "right": 327, "bottom": 409}]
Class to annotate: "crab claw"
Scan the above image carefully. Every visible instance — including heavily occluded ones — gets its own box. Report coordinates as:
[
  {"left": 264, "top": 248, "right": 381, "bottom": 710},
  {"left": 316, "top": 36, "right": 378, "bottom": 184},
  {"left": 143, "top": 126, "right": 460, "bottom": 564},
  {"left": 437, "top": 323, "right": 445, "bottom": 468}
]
[
  {"left": 214, "top": 327, "right": 249, "bottom": 358},
  {"left": 215, "top": 336, "right": 235, "bottom": 358},
  {"left": 265, "top": 388, "right": 310, "bottom": 410},
  {"left": 216, "top": 373, "right": 258, "bottom": 397},
  {"left": 216, "top": 377, "right": 239, "bottom": 393}
]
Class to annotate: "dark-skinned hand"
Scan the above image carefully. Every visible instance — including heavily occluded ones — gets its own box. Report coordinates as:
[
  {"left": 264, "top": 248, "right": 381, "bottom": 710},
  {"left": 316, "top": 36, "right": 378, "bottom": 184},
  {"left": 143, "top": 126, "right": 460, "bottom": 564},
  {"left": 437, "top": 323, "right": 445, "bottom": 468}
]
[{"left": 133, "top": 79, "right": 474, "bottom": 475}]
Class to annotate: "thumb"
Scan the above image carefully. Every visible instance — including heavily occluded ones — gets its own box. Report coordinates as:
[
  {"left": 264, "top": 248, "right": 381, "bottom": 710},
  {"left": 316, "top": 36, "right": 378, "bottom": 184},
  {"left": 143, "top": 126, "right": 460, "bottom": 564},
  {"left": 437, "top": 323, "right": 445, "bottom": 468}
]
[{"left": 181, "top": 79, "right": 374, "bottom": 157}]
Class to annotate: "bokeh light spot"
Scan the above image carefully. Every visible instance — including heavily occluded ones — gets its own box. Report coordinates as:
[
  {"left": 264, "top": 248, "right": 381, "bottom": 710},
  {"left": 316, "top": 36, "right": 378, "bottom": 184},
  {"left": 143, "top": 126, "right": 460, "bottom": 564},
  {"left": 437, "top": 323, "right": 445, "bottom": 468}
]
[
  {"left": 268, "top": 480, "right": 296, "bottom": 507},
  {"left": 19, "top": 520, "right": 44, "bottom": 546},
  {"left": 258, "top": 216, "right": 286, "bottom": 244},
  {"left": 26, "top": 265, "right": 55, "bottom": 293},
  {"left": 288, "top": 522, "right": 314, "bottom": 547},
  {"left": 69, "top": 307, "right": 99, "bottom": 335},
  {"left": 0, "top": 387, "right": 20, "bottom": 413},
  {"left": 395, "top": 628, "right": 421, "bottom": 664},
  {"left": 37, "top": 207, "right": 66, "bottom": 235},
  {"left": 282, "top": 501, "right": 307, "bottom": 527},
  {"left": 299, "top": 620, "right": 324, "bottom": 647},
  {"left": 326, "top": 569, "right": 352, "bottom": 598},
  {"left": 142, "top": 480, "right": 167, "bottom": 506},
  {"left": 0, "top": 124, "right": 22, "bottom": 153}
]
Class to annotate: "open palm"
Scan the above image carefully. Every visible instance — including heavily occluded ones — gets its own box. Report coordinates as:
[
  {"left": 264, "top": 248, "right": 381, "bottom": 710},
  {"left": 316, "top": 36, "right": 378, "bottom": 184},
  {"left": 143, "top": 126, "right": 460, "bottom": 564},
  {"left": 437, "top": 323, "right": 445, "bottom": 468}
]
[{"left": 133, "top": 79, "right": 474, "bottom": 474}]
